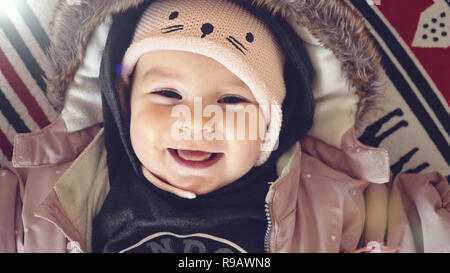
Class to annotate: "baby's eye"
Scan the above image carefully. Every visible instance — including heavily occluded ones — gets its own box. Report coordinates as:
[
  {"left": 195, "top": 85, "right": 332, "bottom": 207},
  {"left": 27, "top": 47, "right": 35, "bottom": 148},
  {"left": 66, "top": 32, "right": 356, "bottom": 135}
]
[
  {"left": 218, "top": 95, "right": 248, "bottom": 104},
  {"left": 151, "top": 90, "right": 182, "bottom": 99}
]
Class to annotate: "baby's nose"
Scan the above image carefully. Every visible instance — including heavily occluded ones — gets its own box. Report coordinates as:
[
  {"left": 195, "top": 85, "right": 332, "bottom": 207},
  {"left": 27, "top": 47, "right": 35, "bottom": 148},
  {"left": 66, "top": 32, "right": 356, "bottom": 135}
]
[
  {"left": 178, "top": 119, "right": 214, "bottom": 134},
  {"left": 177, "top": 113, "right": 215, "bottom": 140}
]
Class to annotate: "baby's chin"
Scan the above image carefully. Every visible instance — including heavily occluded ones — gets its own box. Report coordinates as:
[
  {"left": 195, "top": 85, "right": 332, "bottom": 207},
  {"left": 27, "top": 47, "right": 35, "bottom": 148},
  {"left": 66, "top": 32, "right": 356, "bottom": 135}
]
[
  {"left": 144, "top": 161, "right": 243, "bottom": 195},
  {"left": 168, "top": 167, "right": 233, "bottom": 192},
  {"left": 139, "top": 147, "right": 257, "bottom": 195}
]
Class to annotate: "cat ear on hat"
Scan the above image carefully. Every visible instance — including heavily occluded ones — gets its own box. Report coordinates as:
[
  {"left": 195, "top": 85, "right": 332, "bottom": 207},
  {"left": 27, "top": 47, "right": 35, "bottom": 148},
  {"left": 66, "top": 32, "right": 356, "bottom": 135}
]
[
  {"left": 229, "top": 0, "right": 315, "bottom": 134},
  {"left": 226, "top": 0, "right": 314, "bottom": 166}
]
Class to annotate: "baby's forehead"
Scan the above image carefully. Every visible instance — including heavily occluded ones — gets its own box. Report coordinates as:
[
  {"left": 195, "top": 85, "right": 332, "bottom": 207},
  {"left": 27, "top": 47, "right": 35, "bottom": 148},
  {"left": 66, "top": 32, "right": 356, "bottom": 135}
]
[{"left": 135, "top": 51, "right": 253, "bottom": 96}]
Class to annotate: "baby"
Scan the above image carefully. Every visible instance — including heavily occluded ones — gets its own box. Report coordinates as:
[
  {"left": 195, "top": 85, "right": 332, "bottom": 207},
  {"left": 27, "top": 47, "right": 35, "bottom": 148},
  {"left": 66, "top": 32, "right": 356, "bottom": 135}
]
[
  {"left": 1, "top": 0, "right": 448, "bottom": 254},
  {"left": 92, "top": 0, "right": 310, "bottom": 253}
]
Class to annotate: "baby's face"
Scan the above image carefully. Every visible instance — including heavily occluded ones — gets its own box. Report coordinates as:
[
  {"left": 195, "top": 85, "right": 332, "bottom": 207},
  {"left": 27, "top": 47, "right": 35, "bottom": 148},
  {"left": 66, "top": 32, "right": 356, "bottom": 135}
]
[{"left": 129, "top": 50, "right": 265, "bottom": 195}]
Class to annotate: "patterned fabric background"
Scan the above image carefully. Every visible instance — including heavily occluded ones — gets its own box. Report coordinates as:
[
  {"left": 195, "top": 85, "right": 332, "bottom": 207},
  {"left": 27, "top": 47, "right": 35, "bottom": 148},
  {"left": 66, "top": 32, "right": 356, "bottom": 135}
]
[
  {"left": 350, "top": 0, "right": 449, "bottom": 177},
  {"left": 0, "top": 0, "right": 58, "bottom": 165},
  {"left": 0, "top": 0, "right": 449, "bottom": 176}
]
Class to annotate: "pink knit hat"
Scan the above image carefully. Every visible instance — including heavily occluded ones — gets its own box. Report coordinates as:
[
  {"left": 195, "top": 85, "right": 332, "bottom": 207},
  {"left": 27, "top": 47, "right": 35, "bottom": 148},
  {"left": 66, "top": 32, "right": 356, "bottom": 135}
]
[{"left": 121, "top": 0, "right": 286, "bottom": 166}]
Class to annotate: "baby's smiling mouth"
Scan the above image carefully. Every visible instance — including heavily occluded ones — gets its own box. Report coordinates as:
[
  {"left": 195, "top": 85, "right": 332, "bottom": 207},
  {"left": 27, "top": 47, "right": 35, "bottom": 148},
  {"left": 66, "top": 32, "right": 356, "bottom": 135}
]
[
  {"left": 167, "top": 148, "right": 224, "bottom": 169},
  {"left": 179, "top": 149, "right": 213, "bottom": 161}
]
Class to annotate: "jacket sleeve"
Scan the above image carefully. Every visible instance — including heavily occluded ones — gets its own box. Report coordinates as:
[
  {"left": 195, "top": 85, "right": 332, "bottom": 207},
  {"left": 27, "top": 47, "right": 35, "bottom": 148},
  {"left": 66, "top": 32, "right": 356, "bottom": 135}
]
[
  {"left": 387, "top": 172, "right": 450, "bottom": 253},
  {"left": 0, "top": 162, "right": 24, "bottom": 253}
]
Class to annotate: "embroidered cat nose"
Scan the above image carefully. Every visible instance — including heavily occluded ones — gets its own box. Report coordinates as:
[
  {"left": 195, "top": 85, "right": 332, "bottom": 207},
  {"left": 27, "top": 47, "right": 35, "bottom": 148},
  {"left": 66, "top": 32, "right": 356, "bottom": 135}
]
[{"left": 201, "top": 23, "right": 214, "bottom": 38}]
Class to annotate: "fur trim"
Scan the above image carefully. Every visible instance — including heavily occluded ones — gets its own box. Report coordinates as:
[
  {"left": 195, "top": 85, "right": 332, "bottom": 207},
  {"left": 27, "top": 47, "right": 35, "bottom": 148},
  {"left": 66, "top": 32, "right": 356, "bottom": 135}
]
[
  {"left": 46, "top": 0, "right": 145, "bottom": 111},
  {"left": 46, "top": 0, "right": 384, "bottom": 130},
  {"left": 251, "top": 0, "right": 384, "bottom": 130}
]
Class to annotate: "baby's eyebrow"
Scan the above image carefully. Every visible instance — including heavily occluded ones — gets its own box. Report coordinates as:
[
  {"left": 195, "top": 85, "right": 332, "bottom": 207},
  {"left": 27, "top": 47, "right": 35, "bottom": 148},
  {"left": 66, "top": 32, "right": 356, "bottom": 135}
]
[
  {"left": 141, "top": 66, "right": 186, "bottom": 82},
  {"left": 224, "top": 79, "right": 250, "bottom": 90},
  {"left": 220, "top": 83, "right": 255, "bottom": 100},
  {"left": 220, "top": 79, "right": 255, "bottom": 100}
]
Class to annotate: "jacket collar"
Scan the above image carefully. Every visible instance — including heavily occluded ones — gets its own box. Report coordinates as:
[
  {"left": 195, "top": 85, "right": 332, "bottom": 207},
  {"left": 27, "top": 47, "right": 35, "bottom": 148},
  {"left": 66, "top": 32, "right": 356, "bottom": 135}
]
[
  {"left": 12, "top": 115, "right": 102, "bottom": 168},
  {"left": 34, "top": 127, "right": 108, "bottom": 253},
  {"left": 265, "top": 127, "right": 391, "bottom": 229},
  {"left": 301, "top": 128, "right": 391, "bottom": 184}
]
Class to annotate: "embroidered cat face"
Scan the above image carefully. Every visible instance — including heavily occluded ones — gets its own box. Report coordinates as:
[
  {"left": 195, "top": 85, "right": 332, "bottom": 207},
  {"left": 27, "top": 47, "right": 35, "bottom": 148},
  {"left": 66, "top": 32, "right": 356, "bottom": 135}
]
[{"left": 160, "top": 9, "right": 255, "bottom": 56}]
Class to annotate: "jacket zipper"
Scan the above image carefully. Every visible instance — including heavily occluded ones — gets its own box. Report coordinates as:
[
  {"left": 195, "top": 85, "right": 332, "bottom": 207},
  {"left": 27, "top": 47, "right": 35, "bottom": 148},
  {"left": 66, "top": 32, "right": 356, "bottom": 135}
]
[{"left": 264, "top": 202, "right": 272, "bottom": 253}]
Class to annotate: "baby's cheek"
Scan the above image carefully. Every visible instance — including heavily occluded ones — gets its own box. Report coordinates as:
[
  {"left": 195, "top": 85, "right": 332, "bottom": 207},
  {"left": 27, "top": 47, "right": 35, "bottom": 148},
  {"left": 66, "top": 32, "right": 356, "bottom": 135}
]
[
  {"left": 130, "top": 123, "right": 166, "bottom": 176},
  {"left": 222, "top": 106, "right": 266, "bottom": 142},
  {"left": 225, "top": 138, "right": 261, "bottom": 179},
  {"left": 130, "top": 114, "right": 158, "bottom": 156},
  {"left": 130, "top": 121, "right": 148, "bottom": 161}
]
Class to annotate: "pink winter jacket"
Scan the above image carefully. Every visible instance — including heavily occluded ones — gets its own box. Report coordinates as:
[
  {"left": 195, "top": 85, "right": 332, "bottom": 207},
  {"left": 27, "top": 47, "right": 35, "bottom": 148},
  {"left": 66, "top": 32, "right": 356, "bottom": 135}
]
[
  {"left": 1, "top": 114, "right": 448, "bottom": 253},
  {"left": 1, "top": 0, "right": 449, "bottom": 253}
]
